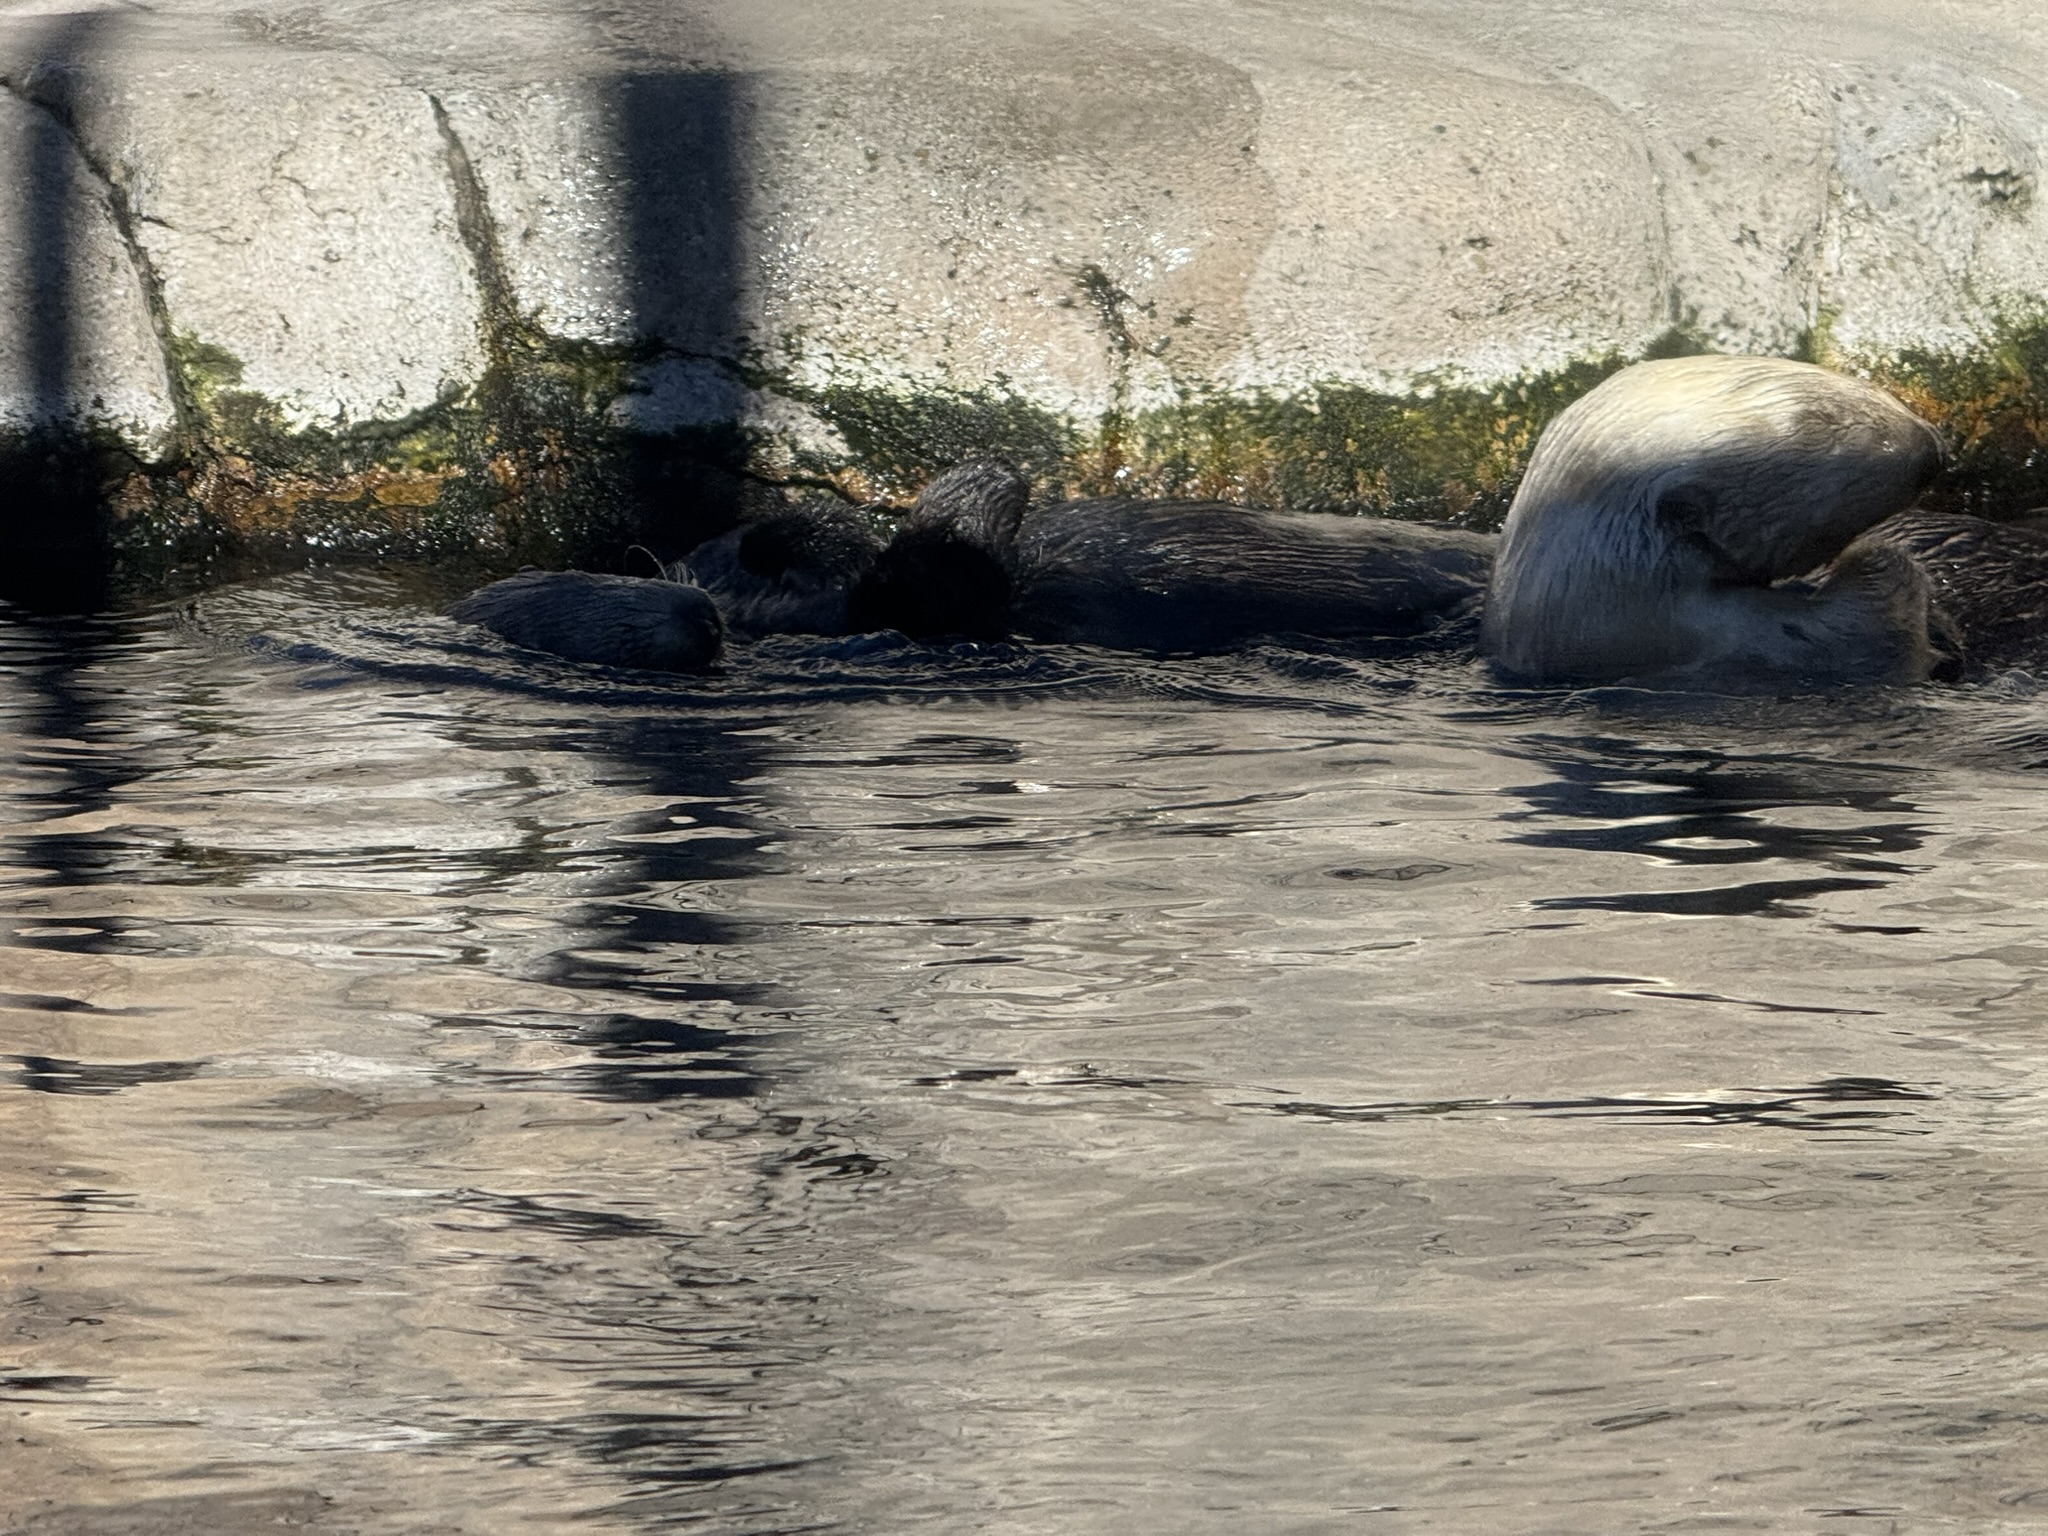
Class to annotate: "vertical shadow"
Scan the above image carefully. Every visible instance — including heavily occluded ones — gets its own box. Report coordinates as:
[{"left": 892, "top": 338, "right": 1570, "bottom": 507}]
[
  {"left": 614, "top": 69, "right": 752, "bottom": 558},
  {"left": 5, "top": 13, "right": 115, "bottom": 611},
  {"left": 0, "top": 17, "right": 138, "bottom": 909},
  {"left": 0, "top": 604, "right": 145, "bottom": 995}
]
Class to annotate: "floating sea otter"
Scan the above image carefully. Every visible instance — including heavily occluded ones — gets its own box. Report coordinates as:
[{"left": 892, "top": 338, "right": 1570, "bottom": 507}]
[
  {"left": 450, "top": 354, "right": 2048, "bottom": 683},
  {"left": 847, "top": 460, "right": 1495, "bottom": 650},
  {"left": 449, "top": 569, "right": 723, "bottom": 673},
  {"left": 1480, "top": 355, "right": 1949, "bottom": 685},
  {"left": 454, "top": 461, "right": 1494, "bottom": 664}
]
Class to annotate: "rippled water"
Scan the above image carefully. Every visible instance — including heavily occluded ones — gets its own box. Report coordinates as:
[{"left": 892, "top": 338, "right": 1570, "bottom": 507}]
[{"left": 9, "top": 572, "right": 2048, "bottom": 1533}]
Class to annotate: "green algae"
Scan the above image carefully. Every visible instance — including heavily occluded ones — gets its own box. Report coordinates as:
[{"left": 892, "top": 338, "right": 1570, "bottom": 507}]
[
  {"left": 113, "top": 327, "right": 696, "bottom": 587},
  {"left": 1106, "top": 361, "right": 1622, "bottom": 528},
  {"left": 783, "top": 353, "right": 1635, "bottom": 528},
  {"left": 1854, "top": 322, "right": 2048, "bottom": 518},
  {"left": 778, "top": 328, "right": 1720, "bottom": 527},
  {"left": 64, "top": 309, "right": 2048, "bottom": 594},
  {"left": 785, "top": 380, "right": 1078, "bottom": 506}
]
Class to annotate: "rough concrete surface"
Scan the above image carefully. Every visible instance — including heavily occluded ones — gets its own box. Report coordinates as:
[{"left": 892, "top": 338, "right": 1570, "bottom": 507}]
[
  {"left": 0, "top": 81, "right": 172, "bottom": 449},
  {"left": 0, "top": 0, "right": 2044, "bottom": 576}
]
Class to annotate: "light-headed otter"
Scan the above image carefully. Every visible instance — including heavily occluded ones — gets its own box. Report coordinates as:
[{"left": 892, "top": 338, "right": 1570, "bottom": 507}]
[
  {"left": 449, "top": 570, "right": 723, "bottom": 673},
  {"left": 1482, "top": 355, "right": 1945, "bottom": 685},
  {"left": 850, "top": 461, "right": 1495, "bottom": 651}
]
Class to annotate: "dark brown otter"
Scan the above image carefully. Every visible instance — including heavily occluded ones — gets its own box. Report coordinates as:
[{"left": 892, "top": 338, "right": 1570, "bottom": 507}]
[
  {"left": 677, "top": 500, "right": 884, "bottom": 637},
  {"left": 449, "top": 570, "right": 723, "bottom": 673},
  {"left": 849, "top": 460, "right": 1494, "bottom": 652},
  {"left": 1853, "top": 509, "right": 2048, "bottom": 674}
]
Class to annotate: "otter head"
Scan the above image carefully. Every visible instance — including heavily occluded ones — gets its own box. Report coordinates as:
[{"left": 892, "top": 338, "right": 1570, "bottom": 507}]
[
  {"left": 1482, "top": 355, "right": 1943, "bottom": 684},
  {"left": 450, "top": 570, "right": 724, "bottom": 673},
  {"left": 673, "top": 500, "right": 883, "bottom": 637},
  {"left": 847, "top": 459, "right": 1030, "bottom": 640},
  {"left": 631, "top": 580, "right": 726, "bottom": 671}
]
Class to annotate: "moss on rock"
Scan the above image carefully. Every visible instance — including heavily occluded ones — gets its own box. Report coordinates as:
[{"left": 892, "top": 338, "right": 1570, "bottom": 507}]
[
  {"left": 61, "top": 310, "right": 2048, "bottom": 597},
  {"left": 1845, "top": 316, "right": 2048, "bottom": 518}
]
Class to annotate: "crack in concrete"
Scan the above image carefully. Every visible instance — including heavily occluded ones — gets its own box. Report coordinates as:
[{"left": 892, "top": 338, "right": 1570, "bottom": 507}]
[
  {"left": 1071, "top": 261, "right": 1141, "bottom": 480},
  {"left": 0, "top": 69, "right": 200, "bottom": 458},
  {"left": 427, "top": 92, "right": 520, "bottom": 365}
]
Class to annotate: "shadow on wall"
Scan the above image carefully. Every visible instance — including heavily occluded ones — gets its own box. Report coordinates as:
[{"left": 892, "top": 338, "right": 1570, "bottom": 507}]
[
  {"left": 3, "top": 12, "right": 120, "bottom": 612},
  {"left": 608, "top": 68, "right": 756, "bottom": 560},
  {"left": 436, "top": 64, "right": 755, "bottom": 574},
  {"left": 0, "top": 25, "right": 766, "bottom": 605}
]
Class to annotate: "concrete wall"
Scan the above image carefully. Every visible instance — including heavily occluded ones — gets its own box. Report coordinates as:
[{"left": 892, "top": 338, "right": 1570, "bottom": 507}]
[{"left": 1, "top": 0, "right": 2045, "bottom": 585}]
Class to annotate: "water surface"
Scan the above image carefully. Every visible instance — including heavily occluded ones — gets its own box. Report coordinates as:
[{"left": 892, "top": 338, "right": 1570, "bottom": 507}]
[{"left": 7, "top": 572, "right": 2048, "bottom": 1533}]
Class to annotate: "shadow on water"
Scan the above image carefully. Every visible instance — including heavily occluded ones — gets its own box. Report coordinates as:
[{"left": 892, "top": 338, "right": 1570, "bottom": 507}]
[
  {"left": 3, "top": 614, "right": 869, "bottom": 1519},
  {"left": 0, "top": 44, "right": 857, "bottom": 1518},
  {"left": 0, "top": 605, "right": 146, "bottom": 899},
  {"left": 1497, "top": 733, "right": 1933, "bottom": 918},
  {"left": 423, "top": 710, "right": 781, "bottom": 1110},
  {"left": 1245, "top": 1076, "right": 1937, "bottom": 1136},
  {"left": 8, "top": 1052, "right": 203, "bottom": 1094}
]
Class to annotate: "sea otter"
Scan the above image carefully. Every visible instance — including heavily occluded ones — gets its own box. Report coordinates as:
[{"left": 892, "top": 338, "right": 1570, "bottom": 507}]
[
  {"left": 1481, "top": 355, "right": 1947, "bottom": 685},
  {"left": 448, "top": 569, "right": 723, "bottom": 672},
  {"left": 847, "top": 461, "right": 1496, "bottom": 650},
  {"left": 451, "top": 358, "right": 2046, "bottom": 684},
  {"left": 674, "top": 499, "right": 884, "bottom": 637}
]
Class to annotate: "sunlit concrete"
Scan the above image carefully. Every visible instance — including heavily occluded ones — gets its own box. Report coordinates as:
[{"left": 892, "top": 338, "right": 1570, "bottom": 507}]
[{"left": 0, "top": 0, "right": 2041, "bottom": 450}]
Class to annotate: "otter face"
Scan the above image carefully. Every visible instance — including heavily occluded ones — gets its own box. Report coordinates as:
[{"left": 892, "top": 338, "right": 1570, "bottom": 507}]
[
  {"left": 1483, "top": 355, "right": 1943, "bottom": 684},
  {"left": 846, "top": 459, "right": 1029, "bottom": 640}
]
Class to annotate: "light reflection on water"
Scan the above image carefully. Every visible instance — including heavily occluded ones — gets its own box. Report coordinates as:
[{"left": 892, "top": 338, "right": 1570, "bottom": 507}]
[{"left": 7, "top": 571, "right": 2048, "bottom": 1532}]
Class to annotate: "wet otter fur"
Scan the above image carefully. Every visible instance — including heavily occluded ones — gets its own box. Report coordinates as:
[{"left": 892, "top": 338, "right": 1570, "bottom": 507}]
[
  {"left": 845, "top": 460, "right": 1026, "bottom": 640},
  {"left": 677, "top": 500, "right": 884, "bottom": 637},
  {"left": 1012, "top": 496, "right": 1494, "bottom": 651},
  {"left": 1482, "top": 355, "right": 1945, "bottom": 686},
  {"left": 851, "top": 460, "right": 1494, "bottom": 651},
  {"left": 1855, "top": 509, "right": 2048, "bottom": 674},
  {"left": 449, "top": 570, "right": 723, "bottom": 673}
]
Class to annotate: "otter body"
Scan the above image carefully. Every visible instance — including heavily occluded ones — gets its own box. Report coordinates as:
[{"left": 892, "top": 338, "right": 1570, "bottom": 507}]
[
  {"left": 850, "top": 461, "right": 1494, "bottom": 651},
  {"left": 1012, "top": 498, "right": 1493, "bottom": 651},
  {"left": 677, "top": 501, "right": 883, "bottom": 637},
  {"left": 449, "top": 570, "right": 723, "bottom": 673},
  {"left": 1482, "top": 356, "right": 1944, "bottom": 685},
  {"left": 1857, "top": 509, "right": 2048, "bottom": 674}
]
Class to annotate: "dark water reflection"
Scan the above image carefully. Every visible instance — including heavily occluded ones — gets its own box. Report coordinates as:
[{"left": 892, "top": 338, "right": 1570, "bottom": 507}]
[{"left": 9, "top": 572, "right": 2048, "bottom": 1531}]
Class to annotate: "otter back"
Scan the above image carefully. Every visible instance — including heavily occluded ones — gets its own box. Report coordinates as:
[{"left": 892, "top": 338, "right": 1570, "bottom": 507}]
[
  {"left": 449, "top": 571, "right": 723, "bottom": 673},
  {"left": 1014, "top": 500, "right": 1495, "bottom": 653}
]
